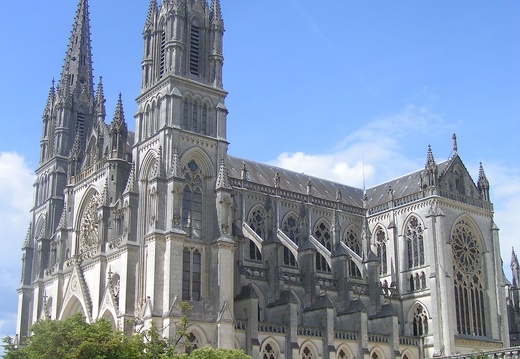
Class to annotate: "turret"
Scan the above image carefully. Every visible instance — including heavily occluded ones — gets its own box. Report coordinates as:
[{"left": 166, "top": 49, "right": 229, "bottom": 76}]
[
  {"left": 477, "top": 162, "right": 490, "bottom": 202},
  {"left": 422, "top": 145, "right": 438, "bottom": 189},
  {"left": 108, "top": 94, "right": 128, "bottom": 160}
]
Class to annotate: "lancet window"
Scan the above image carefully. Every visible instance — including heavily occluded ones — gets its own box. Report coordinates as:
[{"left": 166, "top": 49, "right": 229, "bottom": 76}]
[
  {"left": 452, "top": 219, "right": 486, "bottom": 336},
  {"left": 412, "top": 304, "right": 429, "bottom": 336},
  {"left": 345, "top": 228, "right": 362, "bottom": 278},
  {"left": 182, "top": 160, "right": 203, "bottom": 239},
  {"left": 376, "top": 227, "right": 387, "bottom": 275},
  {"left": 316, "top": 253, "right": 331, "bottom": 273},
  {"left": 282, "top": 214, "right": 300, "bottom": 246},
  {"left": 190, "top": 19, "right": 200, "bottom": 76},
  {"left": 182, "top": 98, "right": 212, "bottom": 135},
  {"left": 182, "top": 247, "right": 201, "bottom": 301},
  {"left": 406, "top": 216, "right": 424, "bottom": 269}
]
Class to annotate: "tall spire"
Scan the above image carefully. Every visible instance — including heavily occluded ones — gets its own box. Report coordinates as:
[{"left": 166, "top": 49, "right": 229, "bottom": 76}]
[{"left": 58, "top": 0, "right": 94, "bottom": 101}]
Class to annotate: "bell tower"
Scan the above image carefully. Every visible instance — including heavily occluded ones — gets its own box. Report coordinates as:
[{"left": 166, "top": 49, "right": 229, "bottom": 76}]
[{"left": 133, "top": 0, "right": 230, "bottom": 327}]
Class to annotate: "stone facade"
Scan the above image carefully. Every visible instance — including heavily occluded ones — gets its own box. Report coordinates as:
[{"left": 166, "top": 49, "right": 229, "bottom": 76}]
[{"left": 17, "top": 1, "right": 517, "bottom": 358}]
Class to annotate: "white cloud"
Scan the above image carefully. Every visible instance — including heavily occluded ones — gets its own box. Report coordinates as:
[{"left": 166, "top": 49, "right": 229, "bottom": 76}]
[
  {"left": 271, "top": 104, "right": 447, "bottom": 187},
  {"left": 482, "top": 162, "right": 520, "bottom": 281},
  {"left": 0, "top": 152, "right": 34, "bottom": 270},
  {"left": 0, "top": 152, "right": 34, "bottom": 338}
]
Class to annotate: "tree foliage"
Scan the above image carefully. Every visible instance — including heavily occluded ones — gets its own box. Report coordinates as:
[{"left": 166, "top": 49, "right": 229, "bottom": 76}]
[{"left": 2, "top": 313, "right": 251, "bottom": 359}]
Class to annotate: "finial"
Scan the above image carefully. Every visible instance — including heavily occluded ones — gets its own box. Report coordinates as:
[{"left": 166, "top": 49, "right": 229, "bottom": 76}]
[
  {"left": 452, "top": 133, "right": 458, "bottom": 154},
  {"left": 336, "top": 187, "right": 342, "bottom": 202},
  {"left": 123, "top": 163, "right": 137, "bottom": 194},
  {"left": 306, "top": 179, "right": 312, "bottom": 195},
  {"left": 425, "top": 145, "right": 436, "bottom": 169},
  {"left": 111, "top": 93, "right": 125, "bottom": 126},
  {"left": 215, "top": 156, "right": 231, "bottom": 190}
]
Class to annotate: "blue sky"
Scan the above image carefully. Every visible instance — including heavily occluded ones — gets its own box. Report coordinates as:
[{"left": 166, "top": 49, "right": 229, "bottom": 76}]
[{"left": 0, "top": 0, "right": 519, "bottom": 339}]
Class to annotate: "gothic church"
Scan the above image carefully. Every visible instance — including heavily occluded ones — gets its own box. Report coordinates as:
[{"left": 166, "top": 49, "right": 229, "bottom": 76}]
[{"left": 16, "top": 1, "right": 517, "bottom": 358}]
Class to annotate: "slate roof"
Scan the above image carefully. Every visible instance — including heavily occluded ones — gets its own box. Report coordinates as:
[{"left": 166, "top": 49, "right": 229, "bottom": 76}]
[
  {"left": 367, "top": 160, "right": 449, "bottom": 208},
  {"left": 227, "top": 156, "right": 364, "bottom": 208}
]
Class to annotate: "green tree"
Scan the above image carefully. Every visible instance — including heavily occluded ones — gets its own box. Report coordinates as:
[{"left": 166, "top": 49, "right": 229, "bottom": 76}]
[
  {"left": 3, "top": 309, "right": 251, "bottom": 359},
  {"left": 180, "top": 347, "right": 250, "bottom": 359},
  {"left": 3, "top": 314, "right": 143, "bottom": 359}
]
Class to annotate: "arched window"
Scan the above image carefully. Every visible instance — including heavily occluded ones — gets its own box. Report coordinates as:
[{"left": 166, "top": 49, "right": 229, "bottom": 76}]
[
  {"left": 409, "top": 274, "right": 415, "bottom": 292},
  {"left": 345, "top": 228, "right": 362, "bottom": 278},
  {"left": 249, "top": 240, "right": 262, "bottom": 261},
  {"left": 182, "top": 160, "right": 203, "bottom": 239},
  {"left": 314, "top": 221, "right": 331, "bottom": 251},
  {"left": 420, "top": 272, "right": 426, "bottom": 289},
  {"left": 406, "top": 216, "right": 424, "bottom": 269},
  {"left": 412, "top": 304, "right": 429, "bottom": 336},
  {"left": 192, "top": 100, "right": 198, "bottom": 132},
  {"left": 202, "top": 104, "right": 208, "bottom": 135},
  {"left": 248, "top": 207, "right": 265, "bottom": 238},
  {"left": 262, "top": 343, "right": 277, "bottom": 359},
  {"left": 283, "top": 246, "right": 297, "bottom": 267},
  {"left": 316, "top": 253, "right": 331, "bottom": 272},
  {"left": 185, "top": 332, "right": 200, "bottom": 354},
  {"left": 376, "top": 227, "right": 387, "bottom": 275},
  {"left": 282, "top": 214, "right": 300, "bottom": 246},
  {"left": 452, "top": 219, "right": 486, "bottom": 336},
  {"left": 183, "top": 98, "right": 190, "bottom": 129},
  {"left": 338, "top": 349, "right": 348, "bottom": 359},
  {"left": 302, "top": 346, "right": 314, "bottom": 359},
  {"left": 182, "top": 248, "right": 202, "bottom": 301}
]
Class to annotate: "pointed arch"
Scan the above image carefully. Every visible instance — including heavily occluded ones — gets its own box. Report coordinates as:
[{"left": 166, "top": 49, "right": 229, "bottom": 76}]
[
  {"left": 451, "top": 216, "right": 487, "bottom": 336},
  {"left": 260, "top": 338, "right": 280, "bottom": 359},
  {"left": 407, "top": 301, "right": 430, "bottom": 337},
  {"left": 300, "top": 341, "right": 318, "bottom": 359},
  {"left": 100, "top": 309, "right": 116, "bottom": 329},
  {"left": 336, "top": 344, "right": 353, "bottom": 359},
  {"left": 344, "top": 224, "right": 362, "bottom": 278},
  {"left": 370, "top": 347, "right": 385, "bottom": 359},
  {"left": 139, "top": 149, "right": 159, "bottom": 181},
  {"left": 184, "top": 324, "right": 208, "bottom": 351},
  {"left": 248, "top": 283, "right": 267, "bottom": 321},
  {"left": 180, "top": 148, "right": 213, "bottom": 177},
  {"left": 403, "top": 214, "right": 425, "bottom": 269},
  {"left": 281, "top": 211, "right": 301, "bottom": 246},
  {"left": 374, "top": 225, "right": 388, "bottom": 275},
  {"left": 313, "top": 219, "right": 332, "bottom": 251},
  {"left": 60, "top": 295, "right": 88, "bottom": 321}
]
